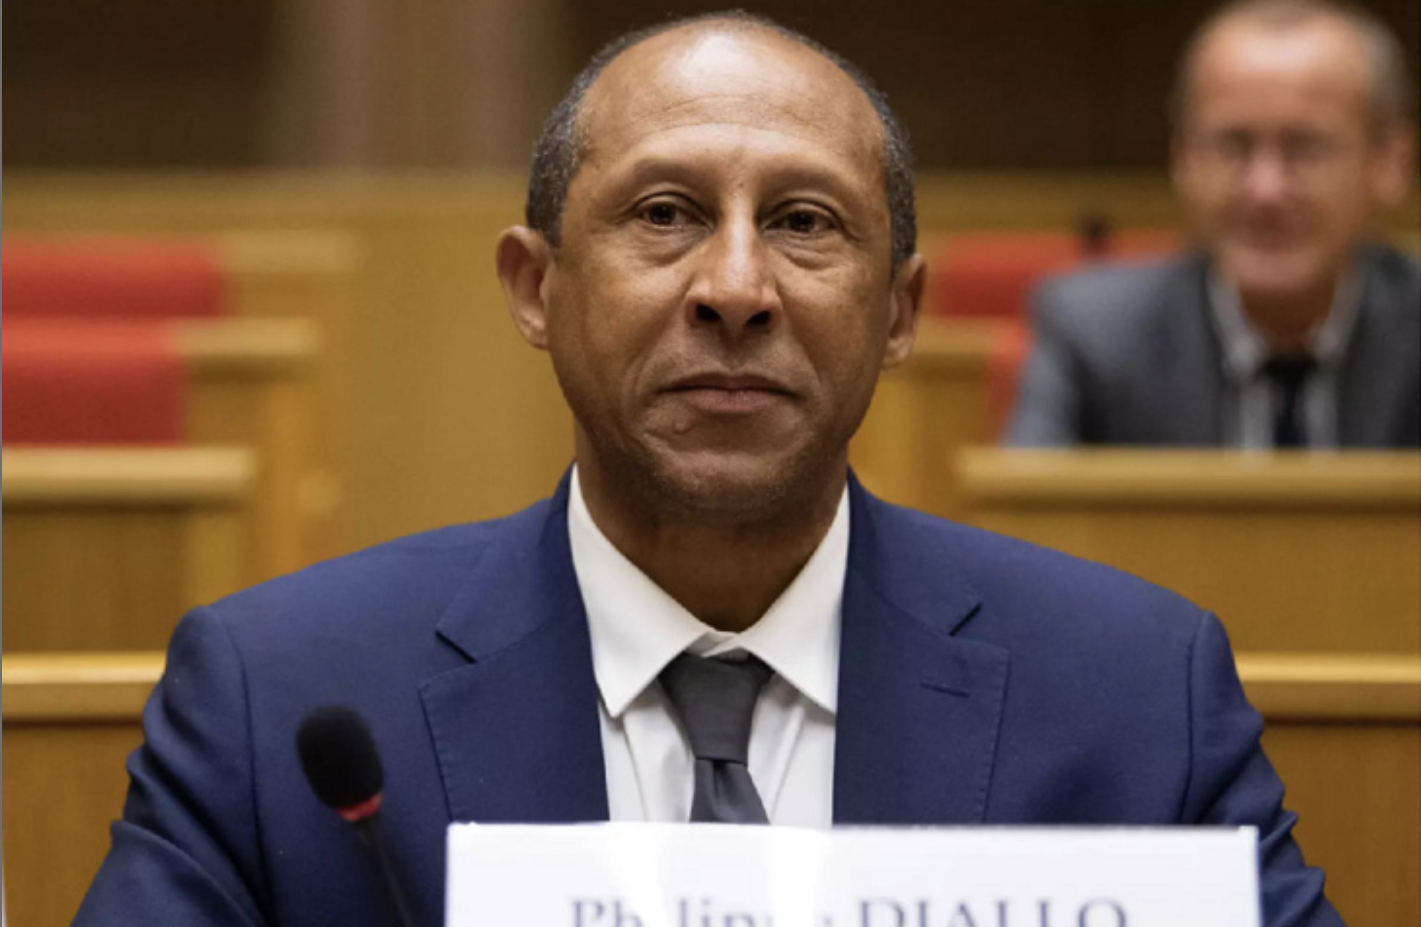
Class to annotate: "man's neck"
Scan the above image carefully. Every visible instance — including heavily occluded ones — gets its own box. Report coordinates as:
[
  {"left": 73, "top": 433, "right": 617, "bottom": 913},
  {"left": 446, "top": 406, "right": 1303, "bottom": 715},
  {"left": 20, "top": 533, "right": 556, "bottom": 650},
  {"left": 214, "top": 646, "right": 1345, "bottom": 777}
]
[
  {"left": 575, "top": 461, "right": 846, "bottom": 634},
  {"left": 1238, "top": 276, "right": 1339, "bottom": 355}
]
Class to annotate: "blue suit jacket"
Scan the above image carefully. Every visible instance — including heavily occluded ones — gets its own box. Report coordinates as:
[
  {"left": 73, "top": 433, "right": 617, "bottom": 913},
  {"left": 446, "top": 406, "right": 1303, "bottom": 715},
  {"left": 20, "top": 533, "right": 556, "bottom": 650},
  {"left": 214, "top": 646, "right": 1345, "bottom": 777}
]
[{"left": 76, "top": 476, "right": 1341, "bottom": 926}]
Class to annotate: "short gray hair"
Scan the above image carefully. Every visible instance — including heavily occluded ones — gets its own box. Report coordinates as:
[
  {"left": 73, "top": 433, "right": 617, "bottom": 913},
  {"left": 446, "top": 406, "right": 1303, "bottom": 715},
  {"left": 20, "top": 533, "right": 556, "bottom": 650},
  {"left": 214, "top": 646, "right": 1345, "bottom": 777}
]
[
  {"left": 1172, "top": 0, "right": 1415, "bottom": 136},
  {"left": 524, "top": 11, "right": 917, "bottom": 269}
]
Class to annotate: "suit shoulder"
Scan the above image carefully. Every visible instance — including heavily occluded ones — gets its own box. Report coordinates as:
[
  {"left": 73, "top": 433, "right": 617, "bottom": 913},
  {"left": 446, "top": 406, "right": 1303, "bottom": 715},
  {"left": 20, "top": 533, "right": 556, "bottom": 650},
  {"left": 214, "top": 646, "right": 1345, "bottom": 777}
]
[
  {"left": 866, "top": 499, "right": 1206, "bottom": 653},
  {"left": 1368, "top": 243, "right": 1421, "bottom": 310},
  {"left": 1034, "top": 254, "right": 1197, "bottom": 322},
  {"left": 201, "top": 500, "right": 552, "bottom": 641}
]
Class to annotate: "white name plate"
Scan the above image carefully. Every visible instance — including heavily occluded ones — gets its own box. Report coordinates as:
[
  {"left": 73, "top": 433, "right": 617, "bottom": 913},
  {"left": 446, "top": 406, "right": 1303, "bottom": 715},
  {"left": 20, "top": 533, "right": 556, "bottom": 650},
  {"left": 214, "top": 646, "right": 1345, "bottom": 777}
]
[{"left": 447, "top": 824, "right": 1259, "bottom": 927}]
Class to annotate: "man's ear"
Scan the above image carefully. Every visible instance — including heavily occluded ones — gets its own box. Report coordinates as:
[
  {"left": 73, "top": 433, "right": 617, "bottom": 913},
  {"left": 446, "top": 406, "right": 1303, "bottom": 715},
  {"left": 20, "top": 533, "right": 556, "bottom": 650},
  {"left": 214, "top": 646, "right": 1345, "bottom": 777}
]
[
  {"left": 496, "top": 226, "right": 555, "bottom": 350},
  {"left": 883, "top": 252, "right": 926, "bottom": 369}
]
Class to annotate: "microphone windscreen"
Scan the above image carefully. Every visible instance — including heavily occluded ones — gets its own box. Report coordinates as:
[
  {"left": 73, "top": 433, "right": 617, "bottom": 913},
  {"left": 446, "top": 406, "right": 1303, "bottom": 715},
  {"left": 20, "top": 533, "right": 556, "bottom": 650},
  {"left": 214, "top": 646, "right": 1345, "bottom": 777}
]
[{"left": 297, "top": 705, "right": 385, "bottom": 811}]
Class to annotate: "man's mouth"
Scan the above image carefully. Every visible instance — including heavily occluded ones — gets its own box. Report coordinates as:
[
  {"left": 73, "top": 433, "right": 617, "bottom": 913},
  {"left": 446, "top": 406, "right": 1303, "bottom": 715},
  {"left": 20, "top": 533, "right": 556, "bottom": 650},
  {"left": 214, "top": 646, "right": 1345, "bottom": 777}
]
[{"left": 663, "top": 373, "right": 792, "bottom": 414}]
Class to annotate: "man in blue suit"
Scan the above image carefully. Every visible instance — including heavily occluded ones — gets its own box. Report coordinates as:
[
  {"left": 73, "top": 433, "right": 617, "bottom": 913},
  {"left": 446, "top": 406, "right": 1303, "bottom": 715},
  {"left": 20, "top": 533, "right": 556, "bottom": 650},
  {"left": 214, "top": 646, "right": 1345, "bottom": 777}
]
[{"left": 77, "top": 11, "right": 1342, "bottom": 927}]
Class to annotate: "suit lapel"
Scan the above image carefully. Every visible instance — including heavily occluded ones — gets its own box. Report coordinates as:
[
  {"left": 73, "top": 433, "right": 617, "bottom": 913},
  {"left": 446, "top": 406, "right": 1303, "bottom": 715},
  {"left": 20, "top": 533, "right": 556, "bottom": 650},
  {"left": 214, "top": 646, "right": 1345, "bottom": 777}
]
[
  {"left": 833, "top": 481, "right": 1010, "bottom": 825},
  {"left": 416, "top": 475, "right": 1014, "bottom": 827},
  {"left": 419, "top": 477, "right": 610, "bottom": 824}
]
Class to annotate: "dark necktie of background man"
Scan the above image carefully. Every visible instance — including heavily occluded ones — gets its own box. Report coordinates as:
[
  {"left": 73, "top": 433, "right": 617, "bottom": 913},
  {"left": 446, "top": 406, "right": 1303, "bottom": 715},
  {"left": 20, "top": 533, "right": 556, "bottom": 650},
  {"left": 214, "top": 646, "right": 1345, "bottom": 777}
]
[{"left": 1262, "top": 352, "right": 1317, "bottom": 448}]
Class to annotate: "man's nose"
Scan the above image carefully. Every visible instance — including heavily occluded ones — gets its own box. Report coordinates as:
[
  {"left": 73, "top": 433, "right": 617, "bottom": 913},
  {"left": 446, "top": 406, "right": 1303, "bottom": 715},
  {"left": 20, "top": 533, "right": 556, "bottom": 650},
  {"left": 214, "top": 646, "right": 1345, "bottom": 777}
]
[
  {"left": 685, "top": 220, "right": 781, "bottom": 338},
  {"left": 1240, "top": 150, "right": 1292, "bottom": 203}
]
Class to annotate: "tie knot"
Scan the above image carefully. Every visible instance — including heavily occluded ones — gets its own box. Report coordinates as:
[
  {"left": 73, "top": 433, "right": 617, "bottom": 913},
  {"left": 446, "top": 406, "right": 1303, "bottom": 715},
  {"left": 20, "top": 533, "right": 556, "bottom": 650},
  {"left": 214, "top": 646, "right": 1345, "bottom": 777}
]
[
  {"left": 658, "top": 653, "right": 772, "bottom": 765},
  {"left": 1261, "top": 352, "right": 1317, "bottom": 389}
]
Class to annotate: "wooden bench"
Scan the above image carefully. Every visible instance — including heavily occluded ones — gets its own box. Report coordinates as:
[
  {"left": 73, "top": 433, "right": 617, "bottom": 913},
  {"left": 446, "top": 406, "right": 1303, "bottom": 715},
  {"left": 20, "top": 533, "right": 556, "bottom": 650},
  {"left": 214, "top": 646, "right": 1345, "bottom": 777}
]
[
  {"left": 214, "top": 231, "right": 359, "bottom": 556},
  {"left": 176, "top": 315, "right": 322, "bottom": 576},
  {"left": 4, "top": 651, "right": 1410, "bottom": 927},
  {"left": 5, "top": 314, "right": 321, "bottom": 580},
  {"left": 956, "top": 449, "right": 1421, "bottom": 653},
  {"left": 2, "top": 448, "right": 254, "bottom": 651},
  {"left": 4, "top": 228, "right": 356, "bottom": 559}
]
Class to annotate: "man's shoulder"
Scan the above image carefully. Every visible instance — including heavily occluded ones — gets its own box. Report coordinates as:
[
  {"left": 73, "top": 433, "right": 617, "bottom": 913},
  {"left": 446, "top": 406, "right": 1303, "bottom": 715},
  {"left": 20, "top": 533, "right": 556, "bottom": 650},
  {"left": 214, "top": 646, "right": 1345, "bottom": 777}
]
[
  {"left": 859, "top": 494, "right": 1207, "bottom": 655},
  {"left": 1364, "top": 242, "right": 1421, "bottom": 313},
  {"left": 1034, "top": 253, "right": 1202, "bottom": 321},
  {"left": 1027, "top": 253, "right": 1210, "bottom": 369},
  {"left": 200, "top": 498, "right": 554, "bottom": 648}
]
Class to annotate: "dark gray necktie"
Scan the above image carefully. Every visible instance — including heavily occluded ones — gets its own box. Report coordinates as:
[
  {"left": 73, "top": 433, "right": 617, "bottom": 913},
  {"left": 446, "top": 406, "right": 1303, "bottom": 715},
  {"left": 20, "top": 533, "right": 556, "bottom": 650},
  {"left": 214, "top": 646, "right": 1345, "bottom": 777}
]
[
  {"left": 658, "top": 653, "right": 774, "bottom": 824},
  {"left": 1262, "top": 352, "right": 1317, "bottom": 448}
]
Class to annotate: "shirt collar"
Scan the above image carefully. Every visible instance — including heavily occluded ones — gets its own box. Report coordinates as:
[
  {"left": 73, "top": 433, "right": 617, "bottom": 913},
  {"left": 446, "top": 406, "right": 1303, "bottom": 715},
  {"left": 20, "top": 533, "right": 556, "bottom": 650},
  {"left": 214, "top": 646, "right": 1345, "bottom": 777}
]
[
  {"left": 568, "top": 466, "right": 846, "bottom": 719},
  {"left": 1208, "top": 260, "right": 1363, "bottom": 383}
]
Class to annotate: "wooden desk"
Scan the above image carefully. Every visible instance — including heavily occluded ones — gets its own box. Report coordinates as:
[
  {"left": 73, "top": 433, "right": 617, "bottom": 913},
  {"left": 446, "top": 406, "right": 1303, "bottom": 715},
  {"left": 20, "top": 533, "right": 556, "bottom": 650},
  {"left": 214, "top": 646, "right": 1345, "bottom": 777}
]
[
  {"left": 957, "top": 449, "right": 1421, "bottom": 653},
  {"left": 852, "top": 318, "right": 1009, "bottom": 521},
  {"left": 2, "top": 448, "right": 254, "bottom": 651},
  {"left": 2, "top": 652, "right": 1411, "bottom": 927},
  {"left": 1241, "top": 654, "right": 1421, "bottom": 927}
]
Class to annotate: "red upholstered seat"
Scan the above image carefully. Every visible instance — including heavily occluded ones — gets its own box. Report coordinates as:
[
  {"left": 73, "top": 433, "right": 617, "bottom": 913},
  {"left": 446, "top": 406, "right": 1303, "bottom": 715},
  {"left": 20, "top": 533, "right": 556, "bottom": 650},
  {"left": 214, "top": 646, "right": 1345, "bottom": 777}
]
[
  {"left": 925, "top": 233, "right": 1080, "bottom": 320},
  {"left": 2, "top": 319, "right": 185, "bottom": 444},
  {"left": 2, "top": 237, "right": 226, "bottom": 319}
]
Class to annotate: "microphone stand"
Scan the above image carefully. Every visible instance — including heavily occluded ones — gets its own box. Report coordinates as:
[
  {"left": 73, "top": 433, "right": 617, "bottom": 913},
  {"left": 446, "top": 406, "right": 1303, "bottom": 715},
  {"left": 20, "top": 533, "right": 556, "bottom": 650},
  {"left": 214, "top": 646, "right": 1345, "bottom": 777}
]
[{"left": 352, "top": 814, "right": 420, "bottom": 927}]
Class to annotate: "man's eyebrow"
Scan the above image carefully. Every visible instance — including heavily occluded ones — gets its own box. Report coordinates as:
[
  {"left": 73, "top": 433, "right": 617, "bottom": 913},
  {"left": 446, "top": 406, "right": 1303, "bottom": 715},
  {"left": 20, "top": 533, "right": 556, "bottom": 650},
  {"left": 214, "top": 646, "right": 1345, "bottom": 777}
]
[{"left": 595, "top": 152, "right": 878, "bottom": 204}]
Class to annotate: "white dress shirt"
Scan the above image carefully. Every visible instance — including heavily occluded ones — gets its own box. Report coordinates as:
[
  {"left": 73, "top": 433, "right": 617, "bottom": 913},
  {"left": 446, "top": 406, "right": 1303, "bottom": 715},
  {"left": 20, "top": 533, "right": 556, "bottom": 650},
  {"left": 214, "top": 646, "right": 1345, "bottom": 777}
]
[
  {"left": 1208, "top": 266, "right": 1362, "bottom": 449},
  {"left": 567, "top": 467, "right": 846, "bottom": 828}
]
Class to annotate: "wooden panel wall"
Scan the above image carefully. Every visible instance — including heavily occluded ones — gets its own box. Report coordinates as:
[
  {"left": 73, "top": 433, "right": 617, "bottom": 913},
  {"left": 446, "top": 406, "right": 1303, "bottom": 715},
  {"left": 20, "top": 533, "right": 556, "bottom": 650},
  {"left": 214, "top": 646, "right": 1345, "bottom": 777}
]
[{"left": 6, "top": 0, "right": 1416, "bottom": 170}]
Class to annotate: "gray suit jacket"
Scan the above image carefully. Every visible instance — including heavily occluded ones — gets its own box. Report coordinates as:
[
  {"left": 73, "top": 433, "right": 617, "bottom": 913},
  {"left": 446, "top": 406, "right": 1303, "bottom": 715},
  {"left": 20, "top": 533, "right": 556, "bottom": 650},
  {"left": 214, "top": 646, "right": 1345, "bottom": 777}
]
[{"left": 1005, "top": 244, "right": 1421, "bottom": 447}]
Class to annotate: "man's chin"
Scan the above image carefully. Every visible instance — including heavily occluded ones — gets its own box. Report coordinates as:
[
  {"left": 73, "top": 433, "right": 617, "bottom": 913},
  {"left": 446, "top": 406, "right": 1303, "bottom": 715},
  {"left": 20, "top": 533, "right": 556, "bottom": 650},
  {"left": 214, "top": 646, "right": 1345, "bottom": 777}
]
[
  {"left": 647, "top": 447, "right": 835, "bottom": 517},
  {"left": 1221, "top": 247, "right": 1333, "bottom": 302}
]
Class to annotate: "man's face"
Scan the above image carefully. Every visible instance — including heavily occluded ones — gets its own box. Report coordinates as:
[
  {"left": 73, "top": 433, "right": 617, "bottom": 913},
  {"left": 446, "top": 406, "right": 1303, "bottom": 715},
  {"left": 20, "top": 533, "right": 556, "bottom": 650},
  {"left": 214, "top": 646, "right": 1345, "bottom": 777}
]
[
  {"left": 1172, "top": 18, "right": 1410, "bottom": 301},
  {"left": 501, "top": 27, "right": 921, "bottom": 516}
]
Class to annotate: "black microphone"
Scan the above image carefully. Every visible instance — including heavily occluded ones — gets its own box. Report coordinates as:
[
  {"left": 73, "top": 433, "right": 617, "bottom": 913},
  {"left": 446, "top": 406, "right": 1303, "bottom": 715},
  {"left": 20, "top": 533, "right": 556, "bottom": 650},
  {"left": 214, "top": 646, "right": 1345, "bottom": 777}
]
[{"left": 297, "top": 705, "right": 420, "bottom": 927}]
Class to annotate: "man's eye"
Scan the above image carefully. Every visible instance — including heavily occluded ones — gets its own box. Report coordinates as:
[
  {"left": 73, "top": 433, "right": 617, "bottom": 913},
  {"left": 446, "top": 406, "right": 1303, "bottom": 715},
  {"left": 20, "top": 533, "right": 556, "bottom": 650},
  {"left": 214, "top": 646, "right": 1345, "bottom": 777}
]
[
  {"left": 1283, "top": 132, "right": 1335, "bottom": 163},
  {"left": 641, "top": 202, "right": 685, "bottom": 227},
  {"left": 777, "top": 209, "right": 833, "bottom": 235},
  {"left": 1209, "top": 132, "right": 1252, "bottom": 161}
]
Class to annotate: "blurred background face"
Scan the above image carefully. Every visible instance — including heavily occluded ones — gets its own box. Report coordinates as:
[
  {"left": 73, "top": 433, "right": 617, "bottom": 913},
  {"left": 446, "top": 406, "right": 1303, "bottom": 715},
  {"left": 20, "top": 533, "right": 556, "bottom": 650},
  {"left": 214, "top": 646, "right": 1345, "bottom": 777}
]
[{"left": 1173, "top": 17, "right": 1404, "bottom": 301}]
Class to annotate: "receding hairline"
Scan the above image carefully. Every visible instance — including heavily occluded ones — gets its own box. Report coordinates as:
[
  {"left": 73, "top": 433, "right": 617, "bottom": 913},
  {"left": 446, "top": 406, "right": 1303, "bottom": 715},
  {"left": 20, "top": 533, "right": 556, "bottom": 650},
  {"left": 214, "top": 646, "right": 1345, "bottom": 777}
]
[
  {"left": 572, "top": 19, "right": 887, "bottom": 167},
  {"left": 1174, "top": 1, "right": 1414, "bottom": 133}
]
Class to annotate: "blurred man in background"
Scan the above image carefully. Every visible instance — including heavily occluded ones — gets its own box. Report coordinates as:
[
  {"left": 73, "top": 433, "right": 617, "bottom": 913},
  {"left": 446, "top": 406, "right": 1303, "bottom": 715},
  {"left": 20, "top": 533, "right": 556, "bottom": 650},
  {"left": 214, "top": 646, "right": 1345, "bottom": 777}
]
[{"left": 1007, "top": 0, "right": 1418, "bottom": 448}]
